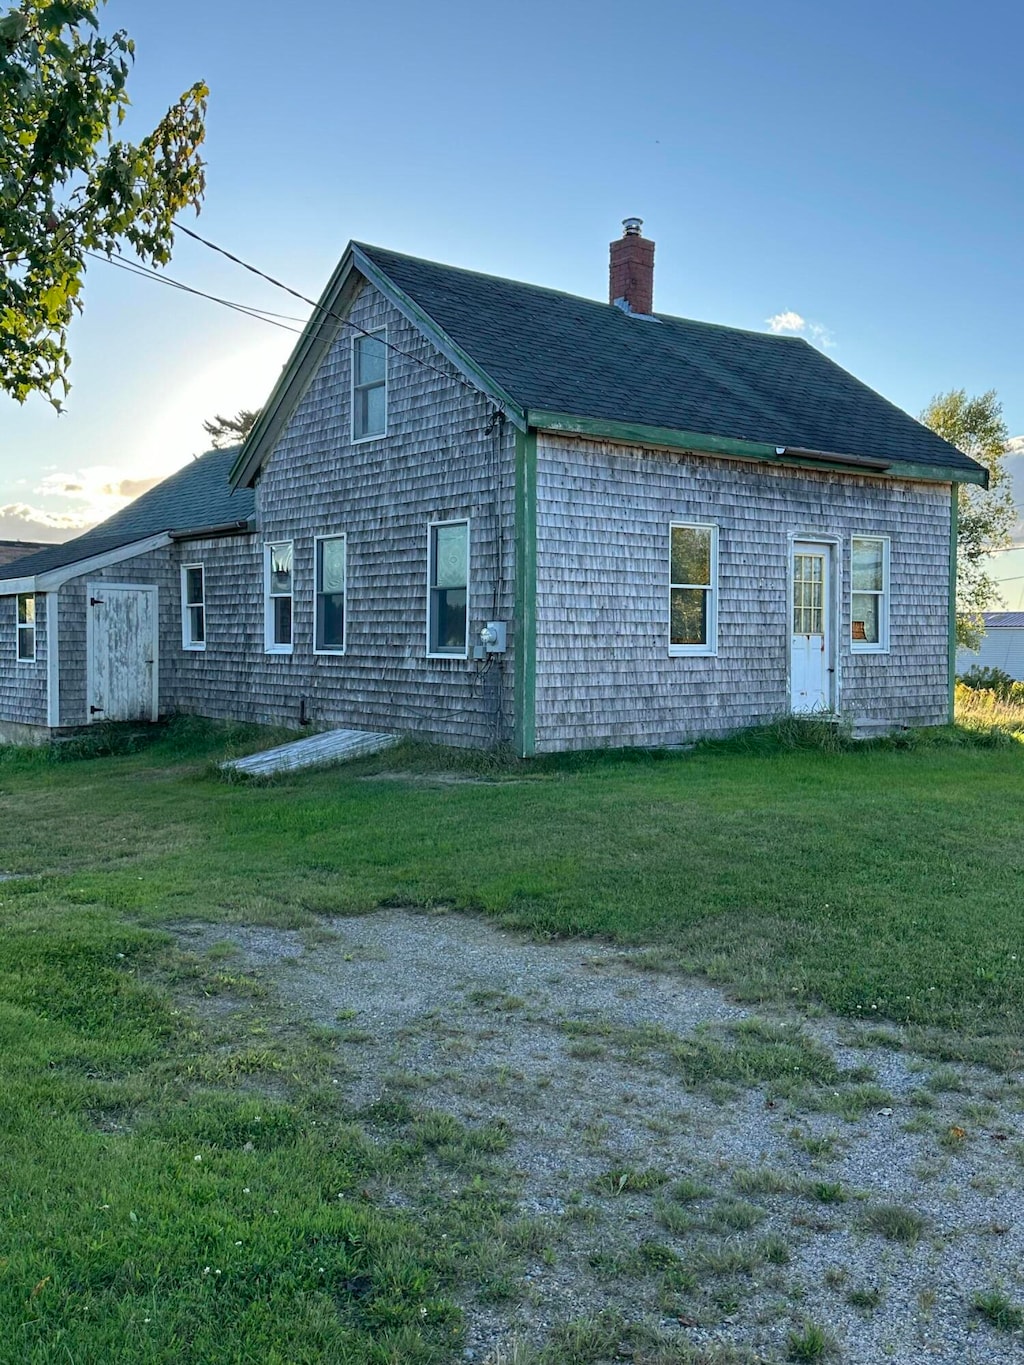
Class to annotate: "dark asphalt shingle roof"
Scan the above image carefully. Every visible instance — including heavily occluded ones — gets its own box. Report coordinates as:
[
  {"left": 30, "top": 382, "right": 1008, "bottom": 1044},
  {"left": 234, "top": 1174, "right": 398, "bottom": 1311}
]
[
  {"left": 0, "top": 447, "right": 254, "bottom": 581},
  {"left": 357, "top": 243, "right": 982, "bottom": 477}
]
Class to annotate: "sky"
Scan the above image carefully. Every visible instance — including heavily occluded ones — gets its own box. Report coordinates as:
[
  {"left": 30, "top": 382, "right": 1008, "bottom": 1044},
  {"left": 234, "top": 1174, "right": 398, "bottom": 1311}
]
[{"left": 2, "top": 0, "right": 1023, "bottom": 597}]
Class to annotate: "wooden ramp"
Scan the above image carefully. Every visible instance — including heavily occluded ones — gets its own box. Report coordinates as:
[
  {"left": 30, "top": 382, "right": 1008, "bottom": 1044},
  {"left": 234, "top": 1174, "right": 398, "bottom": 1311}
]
[{"left": 223, "top": 728, "right": 398, "bottom": 776}]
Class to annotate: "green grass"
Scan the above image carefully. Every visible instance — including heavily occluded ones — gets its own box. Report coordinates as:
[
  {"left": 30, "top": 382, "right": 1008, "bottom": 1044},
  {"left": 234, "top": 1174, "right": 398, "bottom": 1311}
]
[{"left": 2, "top": 716, "right": 1024, "bottom": 1358}]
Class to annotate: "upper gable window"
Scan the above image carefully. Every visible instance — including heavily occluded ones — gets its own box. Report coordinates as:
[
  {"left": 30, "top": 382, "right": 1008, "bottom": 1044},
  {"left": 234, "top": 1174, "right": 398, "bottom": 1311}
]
[
  {"left": 851, "top": 536, "right": 890, "bottom": 652},
  {"left": 352, "top": 330, "right": 387, "bottom": 441},
  {"left": 669, "top": 523, "right": 718, "bottom": 656},
  {"left": 17, "top": 593, "right": 35, "bottom": 662}
]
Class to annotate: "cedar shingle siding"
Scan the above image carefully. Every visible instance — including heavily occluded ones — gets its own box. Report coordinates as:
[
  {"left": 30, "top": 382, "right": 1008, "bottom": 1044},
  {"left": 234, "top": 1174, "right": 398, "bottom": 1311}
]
[
  {"left": 534, "top": 437, "right": 950, "bottom": 751},
  {"left": 0, "top": 245, "right": 981, "bottom": 751}
]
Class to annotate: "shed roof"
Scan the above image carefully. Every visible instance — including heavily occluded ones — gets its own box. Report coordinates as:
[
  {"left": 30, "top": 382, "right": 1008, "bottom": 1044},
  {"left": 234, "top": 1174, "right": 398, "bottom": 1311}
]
[
  {"left": 0, "top": 447, "right": 254, "bottom": 582},
  {"left": 981, "top": 612, "right": 1024, "bottom": 628}
]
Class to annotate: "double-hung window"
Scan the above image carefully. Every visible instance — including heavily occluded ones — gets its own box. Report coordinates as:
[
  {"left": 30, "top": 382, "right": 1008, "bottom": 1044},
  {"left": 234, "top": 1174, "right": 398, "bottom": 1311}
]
[
  {"left": 265, "top": 542, "right": 294, "bottom": 652},
  {"left": 181, "top": 564, "right": 206, "bottom": 650},
  {"left": 669, "top": 523, "right": 718, "bottom": 655},
  {"left": 314, "top": 535, "right": 346, "bottom": 653},
  {"left": 850, "top": 536, "right": 889, "bottom": 651},
  {"left": 352, "top": 330, "right": 387, "bottom": 440},
  {"left": 16, "top": 593, "right": 35, "bottom": 662},
  {"left": 427, "top": 520, "right": 469, "bottom": 657}
]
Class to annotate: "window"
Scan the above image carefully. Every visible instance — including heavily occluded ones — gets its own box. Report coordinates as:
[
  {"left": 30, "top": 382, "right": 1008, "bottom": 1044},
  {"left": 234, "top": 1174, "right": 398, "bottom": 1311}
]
[
  {"left": 352, "top": 330, "right": 387, "bottom": 440},
  {"left": 16, "top": 593, "right": 35, "bottom": 662},
  {"left": 314, "top": 535, "right": 346, "bottom": 652},
  {"left": 850, "top": 536, "right": 889, "bottom": 651},
  {"left": 669, "top": 523, "right": 717, "bottom": 655},
  {"left": 427, "top": 520, "right": 469, "bottom": 657},
  {"left": 181, "top": 564, "right": 206, "bottom": 650},
  {"left": 265, "top": 542, "right": 294, "bottom": 652}
]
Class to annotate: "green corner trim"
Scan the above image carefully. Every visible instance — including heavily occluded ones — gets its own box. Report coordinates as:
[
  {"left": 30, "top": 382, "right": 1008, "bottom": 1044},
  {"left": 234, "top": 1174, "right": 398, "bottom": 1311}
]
[
  {"left": 949, "top": 483, "right": 959, "bottom": 723},
  {"left": 526, "top": 410, "right": 988, "bottom": 487},
  {"left": 514, "top": 429, "right": 537, "bottom": 757}
]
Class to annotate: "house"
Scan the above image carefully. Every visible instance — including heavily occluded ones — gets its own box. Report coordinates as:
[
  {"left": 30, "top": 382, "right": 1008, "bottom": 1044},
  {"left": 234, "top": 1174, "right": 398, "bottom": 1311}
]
[
  {"left": 0, "top": 540, "right": 48, "bottom": 568},
  {"left": 0, "top": 222, "right": 987, "bottom": 751},
  {"left": 956, "top": 612, "right": 1024, "bottom": 681}
]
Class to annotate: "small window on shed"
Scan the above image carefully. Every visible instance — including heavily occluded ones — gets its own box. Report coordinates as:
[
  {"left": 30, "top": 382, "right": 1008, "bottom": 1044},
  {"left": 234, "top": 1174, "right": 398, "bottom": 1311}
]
[
  {"left": 181, "top": 564, "right": 206, "bottom": 650},
  {"left": 17, "top": 593, "right": 35, "bottom": 662},
  {"left": 352, "top": 331, "right": 387, "bottom": 441}
]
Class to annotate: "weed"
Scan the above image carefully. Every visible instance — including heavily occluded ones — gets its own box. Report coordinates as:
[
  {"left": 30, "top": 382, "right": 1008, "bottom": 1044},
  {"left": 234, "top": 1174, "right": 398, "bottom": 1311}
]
[
  {"left": 787, "top": 1321, "right": 836, "bottom": 1361},
  {"left": 807, "top": 1181, "right": 847, "bottom": 1204},
  {"left": 732, "top": 1166, "right": 795, "bottom": 1195},
  {"left": 590, "top": 1167, "right": 668, "bottom": 1195},
  {"left": 757, "top": 1234, "right": 792, "bottom": 1266},
  {"left": 846, "top": 1285, "right": 883, "bottom": 1310},
  {"left": 862, "top": 1204, "right": 927, "bottom": 1244},
  {"left": 972, "top": 1288, "right": 1024, "bottom": 1331}
]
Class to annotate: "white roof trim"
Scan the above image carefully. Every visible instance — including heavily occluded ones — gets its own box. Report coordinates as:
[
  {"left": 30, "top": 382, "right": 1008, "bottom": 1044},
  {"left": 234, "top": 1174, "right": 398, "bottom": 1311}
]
[{"left": 0, "top": 531, "right": 173, "bottom": 595}]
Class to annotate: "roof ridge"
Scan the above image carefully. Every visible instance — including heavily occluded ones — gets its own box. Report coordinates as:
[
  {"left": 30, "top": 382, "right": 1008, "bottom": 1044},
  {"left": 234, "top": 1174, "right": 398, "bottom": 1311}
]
[{"left": 354, "top": 241, "right": 810, "bottom": 345}]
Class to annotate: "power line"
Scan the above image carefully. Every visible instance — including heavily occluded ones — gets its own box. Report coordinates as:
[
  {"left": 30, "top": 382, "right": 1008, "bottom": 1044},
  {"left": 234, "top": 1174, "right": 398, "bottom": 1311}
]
[
  {"left": 172, "top": 220, "right": 502, "bottom": 408},
  {"left": 85, "top": 250, "right": 307, "bottom": 335}
]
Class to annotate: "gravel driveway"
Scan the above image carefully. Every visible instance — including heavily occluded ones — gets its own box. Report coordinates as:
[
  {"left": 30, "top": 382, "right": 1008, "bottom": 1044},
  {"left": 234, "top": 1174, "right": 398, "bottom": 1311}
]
[{"left": 177, "top": 909, "right": 1024, "bottom": 1364}]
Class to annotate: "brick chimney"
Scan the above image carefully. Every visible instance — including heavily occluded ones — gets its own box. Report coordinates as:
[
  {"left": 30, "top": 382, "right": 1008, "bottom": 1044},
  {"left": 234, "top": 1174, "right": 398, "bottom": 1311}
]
[{"left": 609, "top": 217, "right": 655, "bottom": 315}]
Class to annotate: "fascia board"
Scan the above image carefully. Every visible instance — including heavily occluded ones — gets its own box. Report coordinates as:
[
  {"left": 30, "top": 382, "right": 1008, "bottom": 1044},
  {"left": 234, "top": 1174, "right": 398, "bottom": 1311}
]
[
  {"left": 528, "top": 410, "right": 988, "bottom": 486},
  {"left": 32, "top": 532, "right": 174, "bottom": 591}
]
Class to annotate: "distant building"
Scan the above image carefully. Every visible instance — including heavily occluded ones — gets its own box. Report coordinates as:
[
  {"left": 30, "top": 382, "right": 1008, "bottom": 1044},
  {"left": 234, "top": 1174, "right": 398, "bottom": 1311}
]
[{"left": 956, "top": 612, "right": 1024, "bottom": 681}]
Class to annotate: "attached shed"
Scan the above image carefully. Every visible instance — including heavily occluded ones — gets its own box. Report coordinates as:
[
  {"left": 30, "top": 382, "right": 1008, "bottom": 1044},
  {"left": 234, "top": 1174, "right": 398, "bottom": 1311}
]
[{"left": 0, "top": 449, "right": 254, "bottom": 743}]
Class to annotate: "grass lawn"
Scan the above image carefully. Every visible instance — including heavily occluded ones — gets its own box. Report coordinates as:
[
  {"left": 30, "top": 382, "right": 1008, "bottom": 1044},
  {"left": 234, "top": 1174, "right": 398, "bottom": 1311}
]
[{"left": 0, "top": 713, "right": 1021, "bottom": 1361}]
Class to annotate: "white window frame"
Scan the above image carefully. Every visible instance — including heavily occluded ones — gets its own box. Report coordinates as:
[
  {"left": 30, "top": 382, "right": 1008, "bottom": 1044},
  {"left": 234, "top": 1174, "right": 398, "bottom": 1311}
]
[
  {"left": 426, "top": 518, "right": 470, "bottom": 660},
  {"left": 850, "top": 535, "right": 890, "bottom": 654},
  {"left": 180, "top": 563, "right": 206, "bottom": 651},
  {"left": 313, "top": 534, "right": 347, "bottom": 655},
  {"left": 264, "top": 541, "right": 294, "bottom": 654},
  {"left": 351, "top": 328, "right": 387, "bottom": 443},
  {"left": 668, "top": 522, "right": 718, "bottom": 657},
  {"left": 16, "top": 592, "right": 36, "bottom": 663}
]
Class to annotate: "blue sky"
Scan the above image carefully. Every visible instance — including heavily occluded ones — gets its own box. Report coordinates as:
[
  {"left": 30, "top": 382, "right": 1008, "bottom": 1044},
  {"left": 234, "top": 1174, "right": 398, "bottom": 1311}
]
[{"left": 3, "top": 0, "right": 1022, "bottom": 593}]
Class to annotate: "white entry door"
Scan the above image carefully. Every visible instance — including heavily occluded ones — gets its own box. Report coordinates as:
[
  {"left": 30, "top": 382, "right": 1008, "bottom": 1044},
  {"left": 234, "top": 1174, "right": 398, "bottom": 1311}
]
[
  {"left": 86, "top": 583, "right": 159, "bottom": 723},
  {"left": 790, "top": 544, "right": 833, "bottom": 714}
]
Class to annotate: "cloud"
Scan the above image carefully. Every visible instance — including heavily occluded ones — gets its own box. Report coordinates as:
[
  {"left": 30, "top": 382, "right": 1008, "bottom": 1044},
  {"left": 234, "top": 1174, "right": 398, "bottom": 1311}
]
[
  {"left": 0, "top": 466, "right": 175, "bottom": 547},
  {"left": 1004, "top": 436, "right": 1024, "bottom": 542},
  {"left": 0, "top": 503, "right": 81, "bottom": 543},
  {"left": 765, "top": 310, "right": 836, "bottom": 350},
  {"left": 766, "top": 310, "right": 806, "bottom": 334}
]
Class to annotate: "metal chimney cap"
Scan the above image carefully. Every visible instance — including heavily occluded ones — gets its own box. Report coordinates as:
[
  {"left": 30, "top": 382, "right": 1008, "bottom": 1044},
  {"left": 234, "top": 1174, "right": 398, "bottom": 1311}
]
[{"left": 622, "top": 217, "right": 644, "bottom": 236}]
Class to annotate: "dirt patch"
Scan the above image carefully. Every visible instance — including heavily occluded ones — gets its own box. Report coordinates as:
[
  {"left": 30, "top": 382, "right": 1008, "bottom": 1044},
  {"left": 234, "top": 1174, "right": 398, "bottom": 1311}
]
[{"left": 174, "top": 910, "right": 1024, "bottom": 1364}]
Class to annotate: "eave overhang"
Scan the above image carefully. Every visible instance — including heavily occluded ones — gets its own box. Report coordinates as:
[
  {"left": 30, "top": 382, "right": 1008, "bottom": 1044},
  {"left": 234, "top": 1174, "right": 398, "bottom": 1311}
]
[{"left": 527, "top": 410, "right": 988, "bottom": 487}]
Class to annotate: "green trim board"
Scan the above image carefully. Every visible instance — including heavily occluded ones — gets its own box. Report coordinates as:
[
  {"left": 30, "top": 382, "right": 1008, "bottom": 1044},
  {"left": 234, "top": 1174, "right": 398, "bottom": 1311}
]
[
  {"left": 949, "top": 484, "right": 959, "bottom": 723},
  {"left": 514, "top": 429, "right": 537, "bottom": 758},
  {"left": 527, "top": 411, "right": 989, "bottom": 488}
]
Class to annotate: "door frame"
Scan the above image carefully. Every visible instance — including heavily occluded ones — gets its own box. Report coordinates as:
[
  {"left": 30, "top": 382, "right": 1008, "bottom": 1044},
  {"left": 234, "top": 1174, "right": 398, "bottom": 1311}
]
[
  {"left": 85, "top": 581, "right": 160, "bottom": 723},
  {"left": 786, "top": 535, "right": 841, "bottom": 715}
]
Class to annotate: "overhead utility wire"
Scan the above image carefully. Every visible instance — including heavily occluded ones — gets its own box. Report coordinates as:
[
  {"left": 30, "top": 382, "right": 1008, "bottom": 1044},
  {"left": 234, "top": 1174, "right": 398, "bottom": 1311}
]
[
  {"left": 85, "top": 250, "right": 307, "bottom": 335},
  {"left": 172, "top": 220, "right": 505, "bottom": 410}
]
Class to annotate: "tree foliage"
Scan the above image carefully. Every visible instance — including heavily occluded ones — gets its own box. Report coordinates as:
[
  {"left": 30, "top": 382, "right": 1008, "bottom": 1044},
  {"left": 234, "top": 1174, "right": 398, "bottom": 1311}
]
[
  {"left": 0, "top": 1, "right": 207, "bottom": 407},
  {"left": 921, "top": 389, "right": 1015, "bottom": 648},
  {"left": 202, "top": 407, "right": 261, "bottom": 449}
]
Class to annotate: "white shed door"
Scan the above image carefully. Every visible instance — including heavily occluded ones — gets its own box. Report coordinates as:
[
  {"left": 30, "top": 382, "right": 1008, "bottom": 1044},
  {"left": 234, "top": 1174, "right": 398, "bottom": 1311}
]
[
  {"left": 790, "top": 545, "right": 833, "bottom": 714},
  {"left": 87, "top": 584, "right": 158, "bottom": 723}
]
